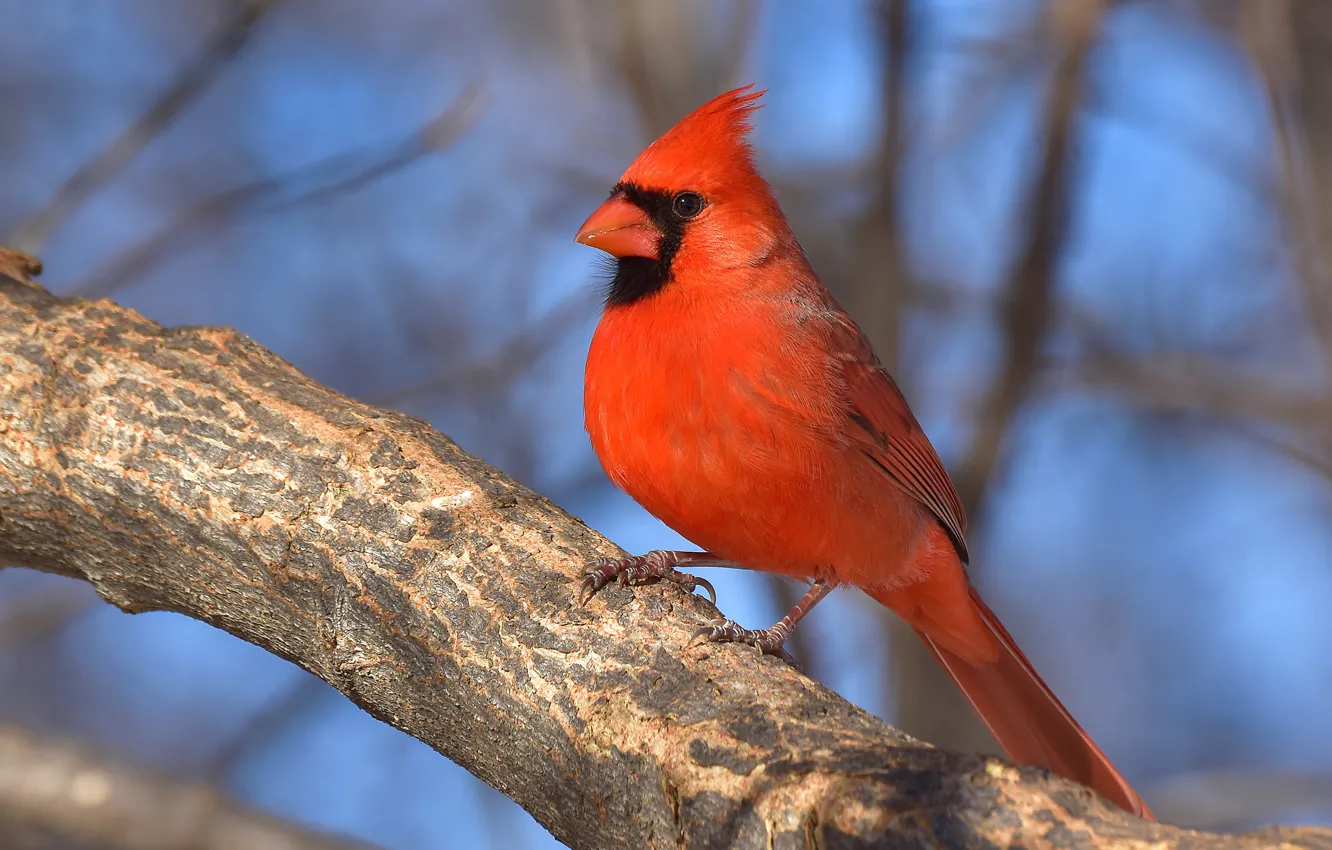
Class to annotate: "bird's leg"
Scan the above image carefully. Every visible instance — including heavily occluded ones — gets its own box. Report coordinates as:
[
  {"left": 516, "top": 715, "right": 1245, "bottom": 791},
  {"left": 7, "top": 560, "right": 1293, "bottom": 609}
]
[
  {"left": 695, "top": 579, "right": 834, "bottom": 655},
  {"left": 579, "top": 550, "right": 733, "bottom": 605}
]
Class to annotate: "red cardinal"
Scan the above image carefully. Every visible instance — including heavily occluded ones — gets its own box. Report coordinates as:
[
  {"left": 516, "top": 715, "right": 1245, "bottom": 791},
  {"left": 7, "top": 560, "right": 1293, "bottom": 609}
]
[{"left": 574, "top": 86, "right": 1152, "bottom": 820}]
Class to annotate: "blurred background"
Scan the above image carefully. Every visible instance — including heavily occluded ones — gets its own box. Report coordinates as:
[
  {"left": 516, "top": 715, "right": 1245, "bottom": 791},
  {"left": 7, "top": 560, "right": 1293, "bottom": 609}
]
[{"left": 1, "top": 0, "right": 1330, "bottom": 846}]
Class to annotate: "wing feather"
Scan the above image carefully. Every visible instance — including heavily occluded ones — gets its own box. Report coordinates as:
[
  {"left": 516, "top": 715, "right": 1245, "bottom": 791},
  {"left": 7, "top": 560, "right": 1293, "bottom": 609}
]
[{"left": 830, "top": 315, "right": 969, "bottom": 563}]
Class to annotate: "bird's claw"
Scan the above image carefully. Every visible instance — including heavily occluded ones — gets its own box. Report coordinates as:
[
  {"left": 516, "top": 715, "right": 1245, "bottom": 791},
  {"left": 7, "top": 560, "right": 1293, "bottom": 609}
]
[
  {"left": 577, "top": 557, "right": 618, "bottom": 606},
  {"left": 578, "top": 551, "right": 716, "bottom": 606},
  {"left": 686, "top": 574, "right": 716, "bottom": 605}
]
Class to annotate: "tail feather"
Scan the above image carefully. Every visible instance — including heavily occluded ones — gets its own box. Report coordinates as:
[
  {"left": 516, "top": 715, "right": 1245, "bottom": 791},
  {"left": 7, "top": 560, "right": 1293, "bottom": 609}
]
[{"left": 874, "top": 584, "right": 1155, "bottom": 820}]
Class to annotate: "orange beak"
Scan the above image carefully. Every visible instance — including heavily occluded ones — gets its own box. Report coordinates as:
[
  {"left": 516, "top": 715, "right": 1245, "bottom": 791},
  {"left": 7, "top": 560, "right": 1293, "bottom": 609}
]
[{"left": 574, "top": 193, "right": 659, "bottom": 259}]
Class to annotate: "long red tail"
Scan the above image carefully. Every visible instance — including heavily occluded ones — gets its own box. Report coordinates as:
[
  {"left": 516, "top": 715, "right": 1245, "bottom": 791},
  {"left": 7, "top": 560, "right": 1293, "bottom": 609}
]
[{"left": 871, "top": 583, "right": 1155, "bottom": 820}]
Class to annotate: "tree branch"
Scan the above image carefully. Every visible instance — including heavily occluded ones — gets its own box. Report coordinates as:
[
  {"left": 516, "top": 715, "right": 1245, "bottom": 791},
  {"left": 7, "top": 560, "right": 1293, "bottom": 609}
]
[
  {"left": 0, "top": 723, "right": 375, "bottom": 850},
  {"left": 0, "top": 252, "right": 1324, "bottom": 848}
]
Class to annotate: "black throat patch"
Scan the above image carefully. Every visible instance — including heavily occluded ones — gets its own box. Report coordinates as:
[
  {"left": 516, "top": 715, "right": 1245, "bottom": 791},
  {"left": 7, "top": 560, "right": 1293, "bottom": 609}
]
[{"left": 603, "top": 182, "right": 688, "bottom": 308}]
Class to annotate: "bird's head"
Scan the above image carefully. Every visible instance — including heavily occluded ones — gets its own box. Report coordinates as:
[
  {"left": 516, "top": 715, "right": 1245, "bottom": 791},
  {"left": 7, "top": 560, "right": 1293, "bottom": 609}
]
[{"left": 575, "top": 85, "right": 793, "bottom": 307}]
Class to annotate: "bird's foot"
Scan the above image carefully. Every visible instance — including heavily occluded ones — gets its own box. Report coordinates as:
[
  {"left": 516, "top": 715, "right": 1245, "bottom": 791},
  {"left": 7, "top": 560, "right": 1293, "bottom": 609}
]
[
  {"left": 693, "top": 617, "right": 790, "bottom": 655},
  {"left": 578, "top": 550, "right": 716, "bottom": 606}
]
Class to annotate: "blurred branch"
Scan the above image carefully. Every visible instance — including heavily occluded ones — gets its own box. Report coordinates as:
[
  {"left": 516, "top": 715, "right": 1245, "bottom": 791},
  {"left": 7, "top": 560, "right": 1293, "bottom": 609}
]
[
  {"left": 1061, "top": 348, "right": 1332, "bottom": 475},
  {"left": 916, "top": 277, "right": 1332, "bottom": 472},
  {"left": 931, "top": 8, "right": 1047, "bottom": 155},
  {"left": 851, "top": 0, "right": 910, "bottom": 367},
  {"left": 951, "top": 0, "right": 1108, "bottom": 521},
  {"left": 0, "top": 588, "right": 99, "bottom": 649},
  {"left": 1, "top": 261, "right": 1324, "bottom": 848},
  {"left": 4, "top": 0, "right": 285, "bottom": 255},
  {"left": 368, "top": 285, "right": 594, "bottom": 409},
  {"left": 68, "top": 84, "right": 483, "bottom": 299},
  {"left": 1147, "top": 768, "right": 1332, "bottom": 832},
  {"left": 1221, "top": 421, "right": 1332, "bottom": 479},
  {"left": 205, "top": 676, "right": 327, "bottom": 781},
  {"left": 0, "top": 723, "right": 376, "bottom": 850},
  {"left": 718, "top": 0, "right": 760, "bottom": 98},
  {"left": 1240, "top": 1, "right": 1332, "bottom": 367},
  {"left": 1064, "top": 350, "right": 1328, "bottom": 429},
  {"left": 610, "top": 3, "right": 670, "bottom": 133},
  {"left": 612, "top": 0, "right": 758, "bottom": 137},
  {"left": 1239, "top": 0, "right": 1332, "bottom": 476}
]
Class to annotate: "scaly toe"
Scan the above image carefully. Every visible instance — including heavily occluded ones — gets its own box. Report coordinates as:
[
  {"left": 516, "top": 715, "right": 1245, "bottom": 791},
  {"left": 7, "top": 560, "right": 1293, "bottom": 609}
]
[{"left": 692, "top": 617, "right": 740, "bottom": 644}]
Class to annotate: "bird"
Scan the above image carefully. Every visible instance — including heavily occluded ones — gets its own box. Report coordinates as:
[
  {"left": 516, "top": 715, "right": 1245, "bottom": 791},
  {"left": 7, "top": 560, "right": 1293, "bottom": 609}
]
[{"left": 572, "top": 85, "right": 1153, "bottom": 820}]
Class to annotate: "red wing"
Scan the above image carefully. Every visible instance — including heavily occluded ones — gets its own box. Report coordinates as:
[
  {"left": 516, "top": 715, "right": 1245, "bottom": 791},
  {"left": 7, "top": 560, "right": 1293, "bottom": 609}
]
[{"left": 832, "top": 317, "right": 969, "bottom": 563}]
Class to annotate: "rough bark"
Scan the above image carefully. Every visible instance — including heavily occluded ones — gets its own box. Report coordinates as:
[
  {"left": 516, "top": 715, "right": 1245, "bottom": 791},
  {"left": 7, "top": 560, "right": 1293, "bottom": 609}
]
[
  {"left": 0, "top": 724, "right": 376, "bottom": 850},
  {"left": 0, "top": 250, "right": 1325, "bottom": 849}
]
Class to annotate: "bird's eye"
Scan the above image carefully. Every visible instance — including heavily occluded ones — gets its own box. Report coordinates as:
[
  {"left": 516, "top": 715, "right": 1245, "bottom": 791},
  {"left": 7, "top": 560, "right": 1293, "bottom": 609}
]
[{"left": 671, "top": 191, "right": 705, "bottom": 220}]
